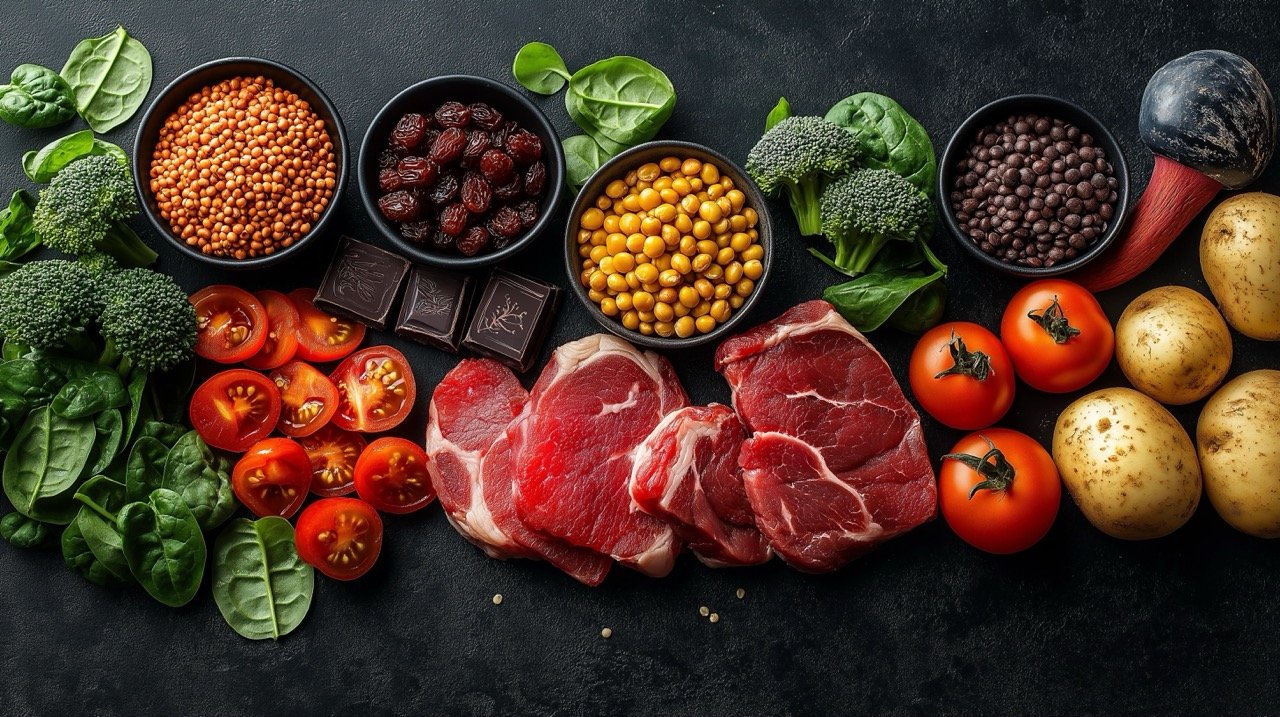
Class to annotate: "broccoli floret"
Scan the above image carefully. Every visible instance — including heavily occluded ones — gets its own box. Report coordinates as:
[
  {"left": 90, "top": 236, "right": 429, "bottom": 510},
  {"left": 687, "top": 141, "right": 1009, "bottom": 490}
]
[
  {"left": 76, "top": 252, "right": 122, "bottom": 278},
  {"left": 819, "top": 168, "right": 934, "bottom": 274},
  {"left": 32, "top": 155, "right": 157, "bottom": 267},
  {"left": 746, "top": 116, "right": 863, "bottom": 236},
  {"left": 98, "top": 268, "right": 195, "bottom": 373},
  {"left": 0, "top": 259, "right": 101, "bottom": 349}
]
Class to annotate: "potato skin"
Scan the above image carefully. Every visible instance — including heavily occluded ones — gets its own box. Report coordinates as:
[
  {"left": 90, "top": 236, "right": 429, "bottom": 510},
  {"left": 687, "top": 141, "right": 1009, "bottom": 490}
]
[
  {"left": 1200, "top": 192, "right": 1280, "bottom": 341},
  {"left": 1115, "top": 285, "right": 1232, "bottom": 405},
  {"left": 1053, "top": 387, "right": 1201, "bottom": 540},
  {"left": 1197, "top": 370, "right": 1280, "bottom": 537}
]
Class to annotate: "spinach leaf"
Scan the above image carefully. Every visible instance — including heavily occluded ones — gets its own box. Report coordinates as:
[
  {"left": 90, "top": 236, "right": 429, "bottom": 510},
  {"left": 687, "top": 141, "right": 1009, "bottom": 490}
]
[
  {"left": 2, "top": 407, "right": 97, "bottom": 524},
  {"left": 0, "top": 64, "right": 77, "bottom": 128},
  {"left": 565, "top": 56, "right": 676, "bottom": 147},
  {"left": 563, "top": 134, "right": 610, "bottom": 189},
  {"left": 1, "top": 511, "right": 53, "bottom": 549},
  {"left": 62, "top": 517, "right": 129, "bottom": 586},
  {"left": 0, "top": 358, "right": 63, "bottom": 406},
  {"left": 512, "top": 42, "right": 571, "bottom": 95},
  {"left": 0, "top": 190, "right": 40, "bottom": 262},
  {"left": 72, "top": 474, "right": 133, "bottom": 584},
  {"left": 118, "top": 488, "right": 206, "bottom": 607},
  {"left": 21, "top": 129, "right": 128, "bottom": 183},
  {"left": 84, "top": 409, "right": 124, "bottom": 477},
  {"left": 123, "top": 368, "right": 147, "bottom": 445},
  {"left": 765, "top": 96, "right": 792, "bottom": 131},
  {"left": 161, "top": 430, "right": 237, "bottom": 531},
  {"left": 60, "top": 26, "right": 153, "bottom": 133},
  {"left": 125, "top": 435, "right": 169, "bottom": 501},
  {"left": 826, "top": 92, "right": 937, "bottom": 196},
  {"left": 139, "top": 420, "right": 187, "bottom": 449},
  {"left": 823, "top": 268, "right": 947, "bottom": 333},
  {"left": 51, "top": 370, "right": 128, "bottom": 419},
  {"left": 213, "top": 517, "right": 315, "bottom": 640}
]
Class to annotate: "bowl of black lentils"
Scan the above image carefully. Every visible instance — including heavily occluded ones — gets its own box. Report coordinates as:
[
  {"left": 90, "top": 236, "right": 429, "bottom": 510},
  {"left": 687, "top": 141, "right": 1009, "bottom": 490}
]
[{"left": 939, "top": 95, "right": 1130, "bottom": 276}]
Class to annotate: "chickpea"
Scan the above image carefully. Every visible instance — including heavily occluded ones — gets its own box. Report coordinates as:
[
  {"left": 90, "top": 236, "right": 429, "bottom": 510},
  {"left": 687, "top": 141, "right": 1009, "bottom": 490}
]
[
  {"left": 600, "top": 297, "right": 619, "bottom": 317},
  {"left": 653, "top": 203, "right": 677, "bottom": 223},
  {"left": 659, "top": 188, "right": 680, "bottom": 205},
  {"left": 637, "top": 163, "right": 661, "bottom": 182},
  {"left": 588, "top": 271, "right": 607, "bottom": 292},
  {"left": 654, "top": 254, "right": 672, "bottom": 271},
  {"left": 626, "top": 233, "right": 646, "bottom": 254},
  {"left": 743, "top": 259, "right": 763, "bottom": 280},
  {"left": 588, "top": 289, "right": 607, "bottom": 303},
  {"left": 578, "top": 244, "right": 593, "bottom": 259},
  {"left": 729, "top": 215, "right": 748, "bottom": 233},
  {"left": 724, "top": 261, "right": 743, "bottom": 284},
  {"left": 659, "top": 156, "right": 681, "bottom": 172},
  {"left": 729, "top": 296, "right": 745, "bottom": 309},
  {"left": 639, "top": 188, "right": 662, "bottom": 211},
  {"left": 730, "top": 232, "right": 753, "bottom": 253},
  {"left": 692, "top": 301, "right": 711, "bottom": 317},
  {"left": 616, "top": 292, "right": 634, "bottom": 311},
  {"left": 655, "top": 321, "right": 675, "bottom": 338},
  {"left": 692, "top": 253, "right": 713, "bottom": 273},
  {"left": 625, "top": 271, "right": 641, "bottom": 291},
  {"left": 704, "top": 264, "right": 724, "bottom": 282},
  {"left": 635, "top": 264, "right": 659, "bottom": 285},
  {"left": 694, "top": 278, "right": 714, "bottom": 300},
  {"left": 701, "top": 163, "right": 720, "bottom": 184},
  {"left": 658, "top": 270, "right": 682, "bottom": 288},
  {"left": 613, "top": 252, "right": 635, "bottom": 273},
  {"left": 580, "top": 208, "right": 604, "bottom": 230},
  {"left": 619, "top": 213, "right": 641, "bottom": 235},
  {"left": 736, "top": 278, "right": 755, "bottom": 297},
  {"left": 681, "top": 158, "right": 702, "bottom": 177},
  {"left": 654, "top": 302, "right": 675, "bottom": 323},
  {"left": 695, "top": 315, "right": 716, "bottom": 334},
  {"left": 672, "top": 177, "right": 692, "bottom": 196},
  {"left": 674, "top": 302, "right": 690, "bottom": 318},
  {"left": 656, "top": 287, "right": 678, "bottom": 304},
  {"left": 606, "top": 233, "right": 627, "bottom": 255},
  {"left": 674, "top": 316, "right": 697, "bottom": 338},
  {"left": 621, "top": 194, "right": 642, "bottom": 213},
  {"left": 680, "top": 194, "right": 701, "bottom": 215},
  {"left": 707, "top": 184, "right": 725, "bottom": 201},
  {"left": 602, "top": 215, "right": 621, "bottom": 234},
  {"left": 710, "top": 300, "right": 731, "bottom": 322},
  {"left": 598, "top": 256, "right": 615, "bottom": 275},
  {"left": 589, "top": 245, "right": 608, "bottom": 264},
  {"left": 671, "top": 253, "right": 692, "bottom": 275},
  {"left": 743, "top": 207, "right": 759, "bottom": 227},
  {"left": 716, "top": 247, "right": 736, "bottom": 266},
  {"left": 678, "top": 236, "right": 697, "bottom": 256},
  {"left": 605, "top": 179, "right": 628, "bottom": 198},
  {"left": 638, "top": 310, "right": 656, "bottom": 323},
  {"left": 660, "top": 224, "right": 680, "bottom": 247},
  {"left": 606, "top": 273, "right": 628, "bottom": 293},
  {"left": 621, "top": 310, "right": 641, "bottom": 330},
  {"left": 714, "top": 283, "right": 732, "bottom": 300},
  {"left": 678, "top": 286, "right": 700, "bottom": 308},
  {"left": 674, "top": 214, "right": 693, "bottom": 234},
  {"left": 740, "top": 244, "right": 765, "bottom": 262},
  {"left": 595, "top": 195, "right": 612, "bottom": 211},
  {"left": 726, "top": 189, "right": 746, "bottom": 212},
  {"left": 633, "top": 291, "right": 655, "bottom": 312},
  {"left": 638, "top": 322, "right": 654, "bottom": 336}
]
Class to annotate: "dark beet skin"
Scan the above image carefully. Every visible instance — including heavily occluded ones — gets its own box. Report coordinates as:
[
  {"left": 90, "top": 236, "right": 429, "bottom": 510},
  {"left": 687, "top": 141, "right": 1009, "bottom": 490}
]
[{"left": 1139, "top": 49, "right": 1276, "bottom": 188}]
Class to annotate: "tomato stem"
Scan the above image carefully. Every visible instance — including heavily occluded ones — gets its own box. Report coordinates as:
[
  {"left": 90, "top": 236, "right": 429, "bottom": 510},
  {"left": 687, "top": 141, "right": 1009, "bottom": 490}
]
[
  {"left": 942, "top": 437, "right": 1016, "bottom": 499},
  {"left": 934, "top": 333, "right": 992, "bottom": 381},
  {"left": 1027, "top": 295, "right": 1081, "bottom": 344}
]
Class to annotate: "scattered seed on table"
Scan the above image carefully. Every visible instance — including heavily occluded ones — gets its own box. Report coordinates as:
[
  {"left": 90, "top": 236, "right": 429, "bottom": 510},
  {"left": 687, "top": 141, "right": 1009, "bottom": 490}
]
[
  {"left": 736, "top": 588, "right": 746, "bottom": 599},
  {"left": 709, "top": 613, "right": 720, "bottom": 624},
  {"left": 601, "top": 627, "right": 613, "bottom": 639},
  {"left": 492, "top": 594, "right": 503, "bottom": 605},
  {"left": 699, "top": 605, "right": 710, "bottom": 617}
]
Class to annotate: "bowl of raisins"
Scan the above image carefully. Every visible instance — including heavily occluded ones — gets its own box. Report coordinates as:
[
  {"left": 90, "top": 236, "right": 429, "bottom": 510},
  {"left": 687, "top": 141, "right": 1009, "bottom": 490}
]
[{"left": 358, "top": 75, "right": 565, "bottom": 268}]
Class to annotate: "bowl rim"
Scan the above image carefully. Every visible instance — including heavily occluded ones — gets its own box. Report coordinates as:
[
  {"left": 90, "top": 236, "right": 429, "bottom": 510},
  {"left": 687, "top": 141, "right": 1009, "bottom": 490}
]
[
  {"left": 356, "top": 74, "right": 566, "bottom": 269},
  {"left": 132, "top": 56, "right": 348, "bottom": 270},
  {"left": 562, "top": 139, "right": 773, "bottom": 350},
  {"left": 937, "top": 93, "right": 1131, "bottom": 277}
]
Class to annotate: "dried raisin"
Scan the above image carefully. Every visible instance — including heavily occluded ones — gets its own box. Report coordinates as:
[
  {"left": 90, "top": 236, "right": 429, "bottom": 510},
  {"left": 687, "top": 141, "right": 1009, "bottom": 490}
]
[
  {"left": 456, "top": 225, "right": 492, "bottom": 256},
  {"left": 468, "top": 102, "right": 504, "bottom": 131},
  {"left": 461, "top": 172, "right": 492, "bottom": 214},
  {"left": 379, "top": 167, "right": 404, "bottom": 193},
  {"left": 462, "top": 131, "right": 492, "bottom": 167},
  {"left": 431, "top": 230, "right": 455, "bottom": 250},
  {"left": 390, "top": 113, "right": 429, "bottom": 149},
  {"left": 397, "top": 156, "right": 438, "bottom": 188},
  {"left": 493, "top": 174, "right": 523, "bottom": 201},
  {"left": 430, "top": 127, "right": 467, "bottom": 166},
  {"left": 377, "top": 148, "right": 399, "bottom": 169},
  {"left": 524, "top": 161, "right": 547, "bottom": 197},
  {"left": 428, "top": 174, "right": 459, "bottom": 205},
  {"left": 480, "top": 149, "right": 515, "bottom": 185},
  {"left": 506, "top": 129, "right": 543, "bottom": 165},
  {"left": 488, "top": 206, "right": 523, "bottom": 238},
  {"left": 515, "top": 200, "right": 540, "bottom": 229},
  {"left": 434, "top": 101, "right": 471, "bottom": 128},
  {"left": 378, "top": 191, "right": 421, "bottom": 223},
  {"left": 439, "top": 203, "right": 469, "bottom": 236},
  {"left": 491, "top": 121, "right": 514, "bottom": 149},
  {"left": 400, "top": 220, "right": 434, "bottom": 243}
]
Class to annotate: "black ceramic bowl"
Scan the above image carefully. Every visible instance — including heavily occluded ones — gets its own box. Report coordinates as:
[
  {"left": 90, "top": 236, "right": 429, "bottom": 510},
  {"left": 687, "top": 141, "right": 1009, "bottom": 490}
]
[
  {"left": 358, "top": 75, "right": 565, "bottom": 269},
  {"left": 133, "top": 57, "right": 347, "bottom": 270},
  {"left": 563, "top": 141, "right": 773, "bottom": 350},
  {"left": 938, "top": 94, "right": 1130, "bottom": 277}
]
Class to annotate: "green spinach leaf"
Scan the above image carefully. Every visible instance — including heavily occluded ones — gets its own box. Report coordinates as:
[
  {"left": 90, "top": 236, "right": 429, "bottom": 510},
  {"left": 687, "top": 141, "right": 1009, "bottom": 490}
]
[
  {"left": 72, "top": 474, "right": 133, "bottom": 584},
  {"left": 139, "top": 419, "right": 187, "bottom": 449},
  {"left": 84, "top": 409, "right": 124, "bottom": 477},
  {"left": 1, "top": 511, "right": 53, "bottom": 548},
  {"left": 823, "top": 268, "right": 946, "bottom": 333},
  {"left": 52, "top": 370, "right": 128, "bottom": 419},
  {"left": 826, "top": 92, "right": 937, "bottom": 196},
  {"left": 125, "top": 435, "right": 169, "bottom": 501},
  {"left": 2, "top": 407, "right": 97, "bottom": 523},
  {"left": 512, "top": 42, "right": 571, "bottom": 95},
  {"left": 60, "top": 26, "right": 153, "bottom": 133},
  {"left": 22, "top": 130, "right": 129, "bottom": 183},
  {"left": 118, "top": 488, "right": 206, "bottom": 607},
  {"left": 62, "top": 517, "right": 129, "bottom": 586},
  {"left": 161, "top": 430, "right": 236, "bottom": 531},
  {"left": 0, "top": 358, "right": 63, "bottom": 406},
  {"left": 213, "top": 517, "right": 315, "bottom": 640},
  {"left": 765, "top": 96, "right": 792, "bottom": 131},
  {"left": 565, "top": 56, "right": 675, "bottom": 147},
  {"left": 123, "top": 368, "right": 147, "bottom": 444},
  {"left": 0, "top": 190, "right": 40, "bottom": 262},
  {"left": 563, "top": 134, "right": 610, "bottom": 190},
  {"left": 0, "top": 64, "right": 77, "bottom": 128}
]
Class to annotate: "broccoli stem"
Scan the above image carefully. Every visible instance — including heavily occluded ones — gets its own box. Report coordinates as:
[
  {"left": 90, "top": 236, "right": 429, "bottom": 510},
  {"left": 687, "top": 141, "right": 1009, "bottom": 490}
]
[
  {"left": 787, "top": 181, "right": 824, "bottom": 236},
  {"left": 99, "top": 222, "right": 158, "bottom": 267},
  {"left": 836, "top": 234, "right": 890, "bottom": 275}
]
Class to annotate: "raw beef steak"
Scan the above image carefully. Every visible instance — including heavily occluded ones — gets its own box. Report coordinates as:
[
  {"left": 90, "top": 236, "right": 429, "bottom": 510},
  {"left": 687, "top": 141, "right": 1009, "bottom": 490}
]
[
  {"left": 630, "top": 404, "right": 770, "bottom": 567},
  {"left": 510, "top": 334, "right": 686, "bottom": 577},
  {"left": 715, "top": 300, "right": 936, "bottom": 572},
  {"left": 426, "top": 359, "right": 611, "bottom": 586}
]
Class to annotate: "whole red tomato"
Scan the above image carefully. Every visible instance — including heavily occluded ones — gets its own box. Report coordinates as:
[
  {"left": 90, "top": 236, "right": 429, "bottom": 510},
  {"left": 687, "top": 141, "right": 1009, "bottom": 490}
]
[
  {"left": 908, "top": 322, "right": 1015, "bottom": 430},
  {"left": 1000, "top": 279, "right": 1114, "bottom": 393}
]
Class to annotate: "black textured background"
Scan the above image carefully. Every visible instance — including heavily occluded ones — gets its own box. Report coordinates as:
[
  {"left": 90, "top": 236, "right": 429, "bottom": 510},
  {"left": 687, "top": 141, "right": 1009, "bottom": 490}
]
[{"left": 1, "top": 2, "right": 1278, "bottom": 715}]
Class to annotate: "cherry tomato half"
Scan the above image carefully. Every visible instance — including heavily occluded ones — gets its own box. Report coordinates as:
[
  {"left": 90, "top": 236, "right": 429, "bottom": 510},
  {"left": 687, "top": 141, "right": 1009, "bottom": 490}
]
[
  {"left": 231, "top": 437, "right": 312, "bottom": 519},
  {"left": 190, "top": 285, "right": 269, "bottom": 364},
  {"left": 939, "top": 428, "right": 1061, "bottom": 554},
  {"left": 1000, "top": 279, "right": 1114, "bottom": 393},
  {"left": 244, "top": 290, "right": 302, "bottom": 371},
  {"left": 353, "top": 437, "right": 435, "bottom": 514},
  {"left": 295, "top": 497, "right": 384, "bottom": 581},
  {"left": 289, "top": 288, "right": 366, "bottom": 363},
  {"left": 330, "top": 346, "right": 416, "bottom": 433},
  {"left": 269, "top": 361, "right": 339, "bottom": 438},
  {"left": 189, "top": 369, "right": 281, "bottom": 452},
  {"left": 298, "top": 424, "right": 367, "bottom": 497},
  {"left": 909, "top": 322, "right": 1015, "bottom": 430}
]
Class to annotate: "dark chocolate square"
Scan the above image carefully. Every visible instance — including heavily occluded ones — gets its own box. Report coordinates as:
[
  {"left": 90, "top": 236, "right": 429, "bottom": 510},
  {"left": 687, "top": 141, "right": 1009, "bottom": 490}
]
[
  {"left": 314, "top": 236, "right": 410, "bottom": 331},
  {"left": 462, "top": 269, "right": 561, "bottom": 373},
  {"left": 394, "top": 265, "right": 474, "bottom": 352}
]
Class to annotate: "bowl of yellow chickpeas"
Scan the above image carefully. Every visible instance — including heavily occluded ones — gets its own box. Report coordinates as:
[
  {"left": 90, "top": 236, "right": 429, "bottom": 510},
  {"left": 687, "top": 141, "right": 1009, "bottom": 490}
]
[{"left": 565, "top": 141, "right": 773, "bottom": 348}]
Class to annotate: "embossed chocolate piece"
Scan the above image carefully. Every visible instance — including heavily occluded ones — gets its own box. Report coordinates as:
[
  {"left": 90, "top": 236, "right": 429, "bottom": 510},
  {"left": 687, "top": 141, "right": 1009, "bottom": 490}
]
[
  {"left": 462, "top": 269, "right": 560, "bottom": 372},
  {"left": 315, "top": 236, "right": 410, "bottom": 330},
  {"left": 395, "top": 264, "right": 474, "bottom": 352}
]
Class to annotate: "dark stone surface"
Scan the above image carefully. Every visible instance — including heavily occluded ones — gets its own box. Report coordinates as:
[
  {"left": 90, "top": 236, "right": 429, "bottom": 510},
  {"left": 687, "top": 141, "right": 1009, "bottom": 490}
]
[{"left": 1, "top": 1, "right": 1278, "bottom": 715}]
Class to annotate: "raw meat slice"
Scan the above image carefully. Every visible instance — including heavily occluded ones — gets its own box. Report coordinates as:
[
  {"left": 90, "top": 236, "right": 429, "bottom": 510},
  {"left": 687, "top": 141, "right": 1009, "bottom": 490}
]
[
  {"left": 630, "top": 404, "right": 770, "bottom": 567},
  {"left": 510, "top": 334, "right": 686, "bottom": 577},
  {"left": 426, "top": 359, "right": 611, "bottom": 586},
  {"left": 715, "top": 300, "right": 936, "bottom": 572}
]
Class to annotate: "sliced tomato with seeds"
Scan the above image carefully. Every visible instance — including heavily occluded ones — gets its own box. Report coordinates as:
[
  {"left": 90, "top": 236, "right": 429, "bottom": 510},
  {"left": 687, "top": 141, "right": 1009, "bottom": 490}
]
[
  {"left": 231, "top": 437, "right": 312, "bottom": 519},
  {"left": 189, "top": 369, "right": 281, "bottom": 452},
  {"left": 354, "top": 437, "right": 435, "bottom": 514},
  {"left": 244, "top": 290, "right": 302, "bottom": 371},
  {"left": 330, "top": 346, "right": 416, "bottom": 433},
  {"left": 298, "top": 424, "right": 367, "bottom": 497},
  {"left": 289, "top": 288, "right": 366, "bottom": 362},
  {"left": 269, "top": 361, "right": 339, "bottom": 437},
  {"left": 295, "top": 497, "right": 383, "bottom": 581},
  {"left": 190, "top": 285, "right": 269, "bottom": 364}
]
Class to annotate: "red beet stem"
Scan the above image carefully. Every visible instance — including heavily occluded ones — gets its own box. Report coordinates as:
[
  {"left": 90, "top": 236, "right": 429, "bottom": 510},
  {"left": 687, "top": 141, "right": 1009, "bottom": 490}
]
[{"left": 1075, "top": 155, "right": 1222, "bottom": 292}]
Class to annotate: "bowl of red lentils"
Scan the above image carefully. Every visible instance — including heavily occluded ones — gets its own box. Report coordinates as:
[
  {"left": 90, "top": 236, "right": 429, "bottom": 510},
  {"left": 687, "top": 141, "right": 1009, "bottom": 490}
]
[
  {"left": 133, "top": 57, "right": 346, "bottom": 268},
  {"left": 565, "top": 140, "right": 773, "bottom": 348}
]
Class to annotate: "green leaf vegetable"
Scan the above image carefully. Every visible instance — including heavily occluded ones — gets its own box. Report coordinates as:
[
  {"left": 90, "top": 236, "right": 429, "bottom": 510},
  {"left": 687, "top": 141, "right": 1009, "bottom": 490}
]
[
  {"left": 161, "top": 431, "right": 236, "bottom": 531},
  {"left": 2, "top": 406, "right": 97, "bottom": 524},
  {"left": 60, "top": 26, "right": 153, "bottom": 133},
  {"left": 32, "top": 154, "right": 156, "bottom": 267},
  {"left": 764, "top": 96, "right": 792, "bottom": 131},
  {"left": 213, "top": 517, "right": 315, "bottom": 640},
  {"left": 746, "top": 116, "right": 863, "bottom": 236},
  {"left": 125, "top": 436, "right": 169, "bottom": 501},
  {"left": 62, "top": 517, "right": 129, "bottom": 586},
  {"left": 72, "top": 474, "right": 133, "bottom": 584},
  {"left": 118, "top": 488, "right": 206, "bottom": 607},
  {"left": 511, "top": 42, "right": 571, "bottom": 95},
  {"left": 0, "top": 190, "right": 41, "bottom": 263},
  {"left": 817, "top": 168, "right": 933, "bottom": 274},
  {"left": 823, "top": 268, "right": 946, "bottom": 333},
  {"left": 1, "top": 511, "right": 52, "bottom": 549},
  {"left": 138, "top": 419, "right": 188, "bottom": 449},
  {"left": 52, "top": 370, "right": 128, "bottom": 419},
  {"left": 23, "top": 130, "right": 129, "bottom": 183},
  {"left": 0, "top": 64, "right": 77, "bottom": 129},
  {"left": 826, "top": 92, "right": 937, "bottom": 197},
  {"left": 563, "top": 134, "right": 610, "bottom": 189},
  {"left": 83, "top": 408, "right": 124, "bottom": 476}
]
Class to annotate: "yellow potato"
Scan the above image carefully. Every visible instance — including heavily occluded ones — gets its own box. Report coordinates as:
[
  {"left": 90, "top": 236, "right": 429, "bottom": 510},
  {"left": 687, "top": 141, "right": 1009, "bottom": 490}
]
[
  {"left": 1114, "top": 286, "right": 1232, "bottom": 405},
  {"left": 1053, "top": 387, "right": 1201, "bottom": 540},
  {"left": 1197, "top": 370, "right": 1280, "bottom": 537},
  {"left": 1201, "top": 192, "right": 1280, "bottom": 340}
]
